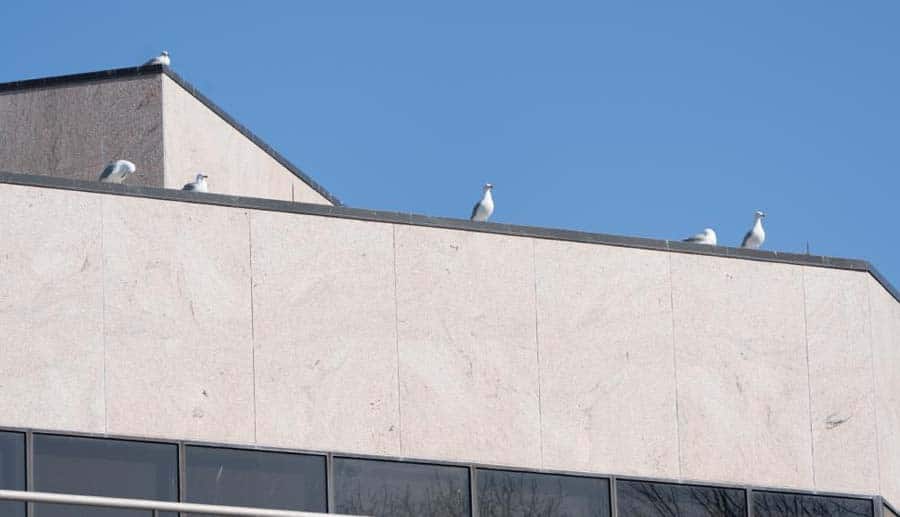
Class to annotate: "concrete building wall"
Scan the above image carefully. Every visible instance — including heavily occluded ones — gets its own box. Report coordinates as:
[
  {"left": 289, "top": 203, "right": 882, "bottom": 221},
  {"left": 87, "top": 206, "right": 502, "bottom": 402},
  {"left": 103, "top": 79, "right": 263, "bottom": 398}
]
[
  {"left": 394, "top": 226, "right": 542, "bottom": 469},
  {"left": 160, "top": 76, "right": 330, "bottom": 204},
  {"left": 1, "top": 182, "right": 898, "bottom": 497},
  {"left": 101, "top": 195, "right": 256, "bottom": 444},
  {"left": 534, "top": 240, "right": 679, "bottom": 478},
  {"left": 0, "top": 76, "right": 165, "bottom": 186},
  {"left": 0, "top": 186, "right": 106, "bottom": 432},
  {"left": 671, "top": 255, "right": 813, "bottom": 489},
  {"left": 250, "top": 211, "right": 400, "bottom": 455},
  {"left": 803, "top": 267, "right": 879, "bottom": 494},
  {"left": 871, "top": 277, "right": 900, "bottom": 505}
]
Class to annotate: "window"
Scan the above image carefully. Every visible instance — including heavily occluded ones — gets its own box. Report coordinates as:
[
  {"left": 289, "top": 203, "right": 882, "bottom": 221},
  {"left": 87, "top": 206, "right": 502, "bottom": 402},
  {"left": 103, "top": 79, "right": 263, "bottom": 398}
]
[
  {"left": 33, "top": 434, "right": 178, "bottom": 517},
  {"left": 752, "top": 491, "right": 872, "bottom": 517},
  {"left": 478, "top": 468, "right": 610, "bottom": 517},
  {"left": 334, "top": 457, "right": 470, "bottom": 517},
  {"left": 0, "top": 431, "right": 25, "bottom": 517},
  {"left": 885, "top": 503, "right": 900, "bottom": 517},
  {"left": 185, "top": 445, "right": 326, "bottom": 513},
  {"left": 617, "top": 479, "right": 746, "bottom": 517}
]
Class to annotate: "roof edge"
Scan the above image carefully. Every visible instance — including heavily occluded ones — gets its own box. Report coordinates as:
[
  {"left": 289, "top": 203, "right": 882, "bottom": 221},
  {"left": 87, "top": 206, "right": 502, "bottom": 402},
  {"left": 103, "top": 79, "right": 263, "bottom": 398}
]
[
  {"left": 1, "top": 169, "right": 897, "bottom": 304},
  {"left": 0, "top": 64, "right": 343, "bottom": 206}
]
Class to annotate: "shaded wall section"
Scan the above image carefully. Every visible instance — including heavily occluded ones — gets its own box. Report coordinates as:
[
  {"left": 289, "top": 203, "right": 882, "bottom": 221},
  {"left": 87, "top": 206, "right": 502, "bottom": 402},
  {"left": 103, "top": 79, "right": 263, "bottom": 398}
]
[
  {"left": 0, "top": 183, "right": 898, "bottom": 496},
  {"left": 0, "top": 76, "right": 164, "bottom": 186}
]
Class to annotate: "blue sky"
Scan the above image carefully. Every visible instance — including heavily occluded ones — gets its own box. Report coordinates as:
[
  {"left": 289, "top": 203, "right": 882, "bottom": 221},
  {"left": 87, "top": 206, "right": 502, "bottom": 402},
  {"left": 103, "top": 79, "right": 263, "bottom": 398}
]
[{"left": 2, "top": 2, "right": 898, "bottom": 283}]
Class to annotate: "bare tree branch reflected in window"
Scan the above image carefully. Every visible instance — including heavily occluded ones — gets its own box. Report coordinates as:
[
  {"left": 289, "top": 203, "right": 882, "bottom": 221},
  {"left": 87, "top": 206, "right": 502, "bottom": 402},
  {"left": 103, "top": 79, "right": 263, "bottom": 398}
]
[
  {"left": 335, "top": 458, "right": 470, "bottom": 517},
  {"left": 478, "top": 469, "right": 610, "bottom": 517},
  {"left": 617, "top": 480, "right": 746, "bottom": 517},
  {"left": 752, "top": 491, "right": 872, "bottom": 517}
]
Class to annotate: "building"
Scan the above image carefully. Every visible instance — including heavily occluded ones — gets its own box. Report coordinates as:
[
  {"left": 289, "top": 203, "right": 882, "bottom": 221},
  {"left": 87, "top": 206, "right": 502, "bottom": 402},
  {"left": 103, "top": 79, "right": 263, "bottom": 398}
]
[{"left": 0, "top": 65, "right": 898, "bottom": 517}]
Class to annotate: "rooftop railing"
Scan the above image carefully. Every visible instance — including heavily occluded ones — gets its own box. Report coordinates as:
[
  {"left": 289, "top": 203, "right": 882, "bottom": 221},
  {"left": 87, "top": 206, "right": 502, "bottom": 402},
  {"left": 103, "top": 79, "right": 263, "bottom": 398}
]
[{"left": 0, "top": 489, "right": 364, "bottom": 516}]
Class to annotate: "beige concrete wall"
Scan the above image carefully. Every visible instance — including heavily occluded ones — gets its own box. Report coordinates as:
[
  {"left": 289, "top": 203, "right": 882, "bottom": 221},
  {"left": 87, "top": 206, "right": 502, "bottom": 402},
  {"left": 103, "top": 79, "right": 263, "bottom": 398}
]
[
  {"left": 101, "top": 195, "right": 255, "bottom": 444},
  {"left": 394, "top": 226, "right": 542, "bottom": 468},
  {"left": 161, "top": 76, "right": 331, "bottom": 204},
  {"left": 0, "top": 185, "right": 105, "bottom": 432},
  {"left": 534, "top": 240, "right": 679, "bottom": 478},
  {"left": 0, "top": 77, "right": 164, "bottom": 185},
  {"left": 251, "top": 211, "right": 400, "bottom": 455},
  {"left": 1, "top": 183, "right": 899, "bottom": 497},
  {"left": 803, "top": 267, "right": 879, "bottom": 494},
  {"left": 671, "top": 256, "right": 813, "bottom": 489},
  {"left": 871, "top": 276, "right": 900, "bottom": 505}
]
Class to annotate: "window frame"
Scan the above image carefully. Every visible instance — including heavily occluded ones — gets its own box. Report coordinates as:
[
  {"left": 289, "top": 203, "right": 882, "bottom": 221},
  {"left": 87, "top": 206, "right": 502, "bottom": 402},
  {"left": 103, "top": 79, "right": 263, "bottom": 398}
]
[{"left": 0, "top": 425, "right": 889, "bottom": 517}]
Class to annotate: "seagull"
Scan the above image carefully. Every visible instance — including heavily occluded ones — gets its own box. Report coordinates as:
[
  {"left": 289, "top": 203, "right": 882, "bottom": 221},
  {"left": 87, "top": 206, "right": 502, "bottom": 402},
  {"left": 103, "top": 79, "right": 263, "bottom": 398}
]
[
  {"left": 682, "top": 228, "right": 717, "bottom": 246},
  {"left": 740, "top": 210, "right": 767, "bottom": 249},
  {"left": 470, "top": 183, "right": 494, "bottom": 222},
  {"left": 182, "top": 174, "right": 208, "bottom": 193},
  {"left": 98, "top": 159, "right": 136, "bottom": 184},
  {"left": 144, "top": 51, "right": 170, "bottom": 66}
]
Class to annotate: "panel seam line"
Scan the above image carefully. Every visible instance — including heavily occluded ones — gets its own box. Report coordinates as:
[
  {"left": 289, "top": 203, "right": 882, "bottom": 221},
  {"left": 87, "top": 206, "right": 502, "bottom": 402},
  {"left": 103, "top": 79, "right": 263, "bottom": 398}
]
[
  {"left": 248, "top": 211, "right": 258, "bottom": 443},
  {"left": 801, "top": 267, "right": 817, "bottom": 487},
  {"left": 532, "top": 239, "right": 545, "bottom": 467},
  {"left": 392, "top": 225, "right": 404, "bottom": 453},
  {"left": 667, "top": 253, "right": 683, "bottom": 478}
]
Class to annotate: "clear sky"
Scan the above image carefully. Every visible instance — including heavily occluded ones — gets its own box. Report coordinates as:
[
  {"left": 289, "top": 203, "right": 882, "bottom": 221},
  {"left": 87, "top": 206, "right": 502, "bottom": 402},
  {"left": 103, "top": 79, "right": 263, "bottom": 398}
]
[{"left": 2, "top": 2, "right": 898, "bottom": 284}]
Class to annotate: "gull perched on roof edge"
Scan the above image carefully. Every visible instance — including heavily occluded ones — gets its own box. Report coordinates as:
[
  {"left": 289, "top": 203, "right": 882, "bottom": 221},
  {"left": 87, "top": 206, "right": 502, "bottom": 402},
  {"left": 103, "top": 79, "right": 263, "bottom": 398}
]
[
  {"left": 740, "top": 210, "right": 766, "bottom": 249},
  {"left": 98, "top": 159, "right": 136, "bottom": 184},
  {"left": 470, "top": 183, "right": 494, "bottom": 222},
  {"left": 144, "top": 51, "right": 170, "bottom": 66},
  {"left": 182, "top": 174, "right": 208, "bottom": 193},
  {"left": 682, "top": 228, "right": 717, "bottom": 246}
]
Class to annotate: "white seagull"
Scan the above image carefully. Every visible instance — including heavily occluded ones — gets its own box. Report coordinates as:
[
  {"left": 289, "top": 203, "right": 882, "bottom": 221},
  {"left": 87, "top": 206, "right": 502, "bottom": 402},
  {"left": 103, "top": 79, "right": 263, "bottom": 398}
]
[
  {"left": 98, "top": 159, "right": 136, "bottom": 184},
  {"left": 740, "top": 210, "right": 767, "bottom": 249},
  {"left": 182, "top": 174, "right": 208, "bottom": 193},
  {"left": 470, "top": 183, "right": 494, "bottom": 222},
  {"left": 144, "top": 51, "right": 170, "bottom": 66},
  {"left": 682, "top": 228, "right": 717, "bottom": 246}
]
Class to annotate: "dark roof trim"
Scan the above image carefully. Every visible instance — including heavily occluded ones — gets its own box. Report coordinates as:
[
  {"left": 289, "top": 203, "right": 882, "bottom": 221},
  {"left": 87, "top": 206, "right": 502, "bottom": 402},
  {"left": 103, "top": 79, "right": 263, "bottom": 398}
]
[
  {"left": 2, "top": 170, "right": 897, "bottom": 304},
  {"left": 0, "top": 64, "right": 342, "bottom": 206}
]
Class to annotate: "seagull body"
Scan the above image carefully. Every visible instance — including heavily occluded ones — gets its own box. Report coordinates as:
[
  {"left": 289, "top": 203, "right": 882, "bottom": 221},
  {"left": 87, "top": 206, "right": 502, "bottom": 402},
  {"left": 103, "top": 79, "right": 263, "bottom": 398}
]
[
  {"left": 470, "top": 183, "right": 494, "bottom": 222},
  {"left": 144, "top": 51, "right": 170, "bottom": 66},
  {"left": 683, "top": 228, "right": 717, "bottom": 246},
  {"left": 98, "top": 160, "right": 136, "bottom": 184},
  {"left": 182, "top": 174, "right": 208, "bottom": 193},
  {"left": 741, "top": 210, "right": 767, "bottom": 249}
]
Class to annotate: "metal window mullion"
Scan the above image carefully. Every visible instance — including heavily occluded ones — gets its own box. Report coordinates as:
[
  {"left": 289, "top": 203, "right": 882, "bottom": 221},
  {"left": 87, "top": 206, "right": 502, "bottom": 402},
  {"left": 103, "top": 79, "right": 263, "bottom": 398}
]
[
  {"left": 875, "top": 496, "right": 884, "bottom": 517},
  {"left": 178, "top": 442, "right": 186, "bottom": 517},
  {"left": 746, "top": 487, "right": 754, "bottom": 517},
  {"left": 25, "top": 431, "right": 34, "bottom": 517},
  {"left": 326, "top": 453, "right": 335, "bottom": 513},
  {"left": 470, "top": 465, "right": 479, "bottom": 517},
  {"left": 609, "top": 475, "right": 618, "bottom": 517}
]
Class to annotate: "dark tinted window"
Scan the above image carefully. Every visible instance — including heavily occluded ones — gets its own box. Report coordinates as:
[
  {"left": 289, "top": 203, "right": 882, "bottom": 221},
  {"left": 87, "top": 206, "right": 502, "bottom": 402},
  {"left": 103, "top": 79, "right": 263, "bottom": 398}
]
[
  {"left": 185, "top": 445, "right": 326, "bottom": 513},
  {"left": 0, "top": 431, "right": 26, "bottom": 517},
  {"left": 335, "top": 457, "right": 470, "bottom": 517},
  {"left": 478, "top": 468, "right": 610, "bottom": 517},
  {"left": 753, "top": 491, "right": 872, "bottom": 517},
  {"left": 617, "top": 479, "right": 746, "bottom": 517},
  {"left": 33, "top": 434, "right": 177, "bottom": 517},
  {"left": 886, "top": 504, "right": 900, "bottom": 517}
]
